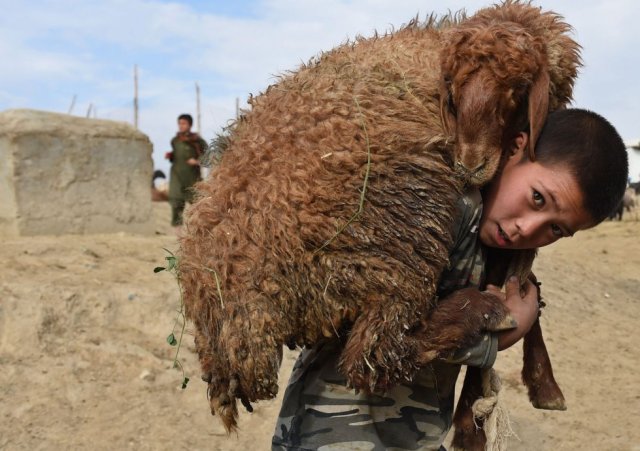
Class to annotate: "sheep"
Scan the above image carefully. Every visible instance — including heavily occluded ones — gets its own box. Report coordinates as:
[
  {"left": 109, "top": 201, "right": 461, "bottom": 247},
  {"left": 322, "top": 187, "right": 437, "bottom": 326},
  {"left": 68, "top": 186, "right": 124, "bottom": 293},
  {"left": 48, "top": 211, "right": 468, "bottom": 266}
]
[
  {"left": 177, "top": 1, "right": 581, "bottom": 433},
  {"left": 609, "top": 187, "right": 636, "bottom": 220},
  {"left": 151, "top": 169, "right": 169, "bottom": 202}
]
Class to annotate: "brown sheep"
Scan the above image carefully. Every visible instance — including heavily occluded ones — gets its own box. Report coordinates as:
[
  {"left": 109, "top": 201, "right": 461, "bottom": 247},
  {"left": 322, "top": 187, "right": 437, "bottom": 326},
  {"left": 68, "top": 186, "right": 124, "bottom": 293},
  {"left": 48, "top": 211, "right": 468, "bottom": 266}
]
[{"left": 177, "top": 1, "right": 580, "bottom": 432}]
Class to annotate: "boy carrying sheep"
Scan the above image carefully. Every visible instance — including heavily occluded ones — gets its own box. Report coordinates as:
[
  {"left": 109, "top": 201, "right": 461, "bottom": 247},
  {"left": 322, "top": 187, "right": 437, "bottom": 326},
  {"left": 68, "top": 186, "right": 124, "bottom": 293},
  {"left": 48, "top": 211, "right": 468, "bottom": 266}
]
[{"left": 271, "top": 108, "right": 629, "bottom": 451}]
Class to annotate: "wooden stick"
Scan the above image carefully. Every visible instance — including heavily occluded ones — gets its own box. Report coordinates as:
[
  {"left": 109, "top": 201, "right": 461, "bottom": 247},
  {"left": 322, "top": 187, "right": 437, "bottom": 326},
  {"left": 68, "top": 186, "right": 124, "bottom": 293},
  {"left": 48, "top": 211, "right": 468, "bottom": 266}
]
[
  {"left": 134, "top": 64, "right": 139, "bottom": 129},
  {"left": 68, "top": 94, "right": 77, "bottom": 115},
  {"left": 196, "top": 82, "right": 202, "bottom": 134}
]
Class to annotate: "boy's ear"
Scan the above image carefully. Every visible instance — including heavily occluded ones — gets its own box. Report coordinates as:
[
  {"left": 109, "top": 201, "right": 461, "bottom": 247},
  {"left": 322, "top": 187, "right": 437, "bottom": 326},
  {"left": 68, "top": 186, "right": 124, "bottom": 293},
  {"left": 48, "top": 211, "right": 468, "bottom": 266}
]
[{"left": 509, "top": 132, "right": 529, "bottom": 159}]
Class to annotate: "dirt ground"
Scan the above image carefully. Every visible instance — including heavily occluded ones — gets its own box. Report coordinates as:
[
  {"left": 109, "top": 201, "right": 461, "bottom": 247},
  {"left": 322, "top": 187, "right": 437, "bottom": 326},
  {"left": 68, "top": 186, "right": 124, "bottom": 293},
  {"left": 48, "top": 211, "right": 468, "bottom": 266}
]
[{"left": 0, "top": 202, "right": 638, "bottom": 451}]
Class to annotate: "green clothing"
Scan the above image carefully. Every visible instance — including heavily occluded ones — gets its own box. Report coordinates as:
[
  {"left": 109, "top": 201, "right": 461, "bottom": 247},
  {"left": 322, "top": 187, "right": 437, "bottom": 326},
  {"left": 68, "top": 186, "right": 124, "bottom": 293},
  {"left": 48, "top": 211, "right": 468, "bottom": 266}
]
[
  {"left": 170, "top": 198, "right": 188, "bottom": 227},
  {"left": 272, "top": 188, "right": 495, "bottom": 451},
  {"left": 168, "top": 133, "right": 207, "bottom": 202}
]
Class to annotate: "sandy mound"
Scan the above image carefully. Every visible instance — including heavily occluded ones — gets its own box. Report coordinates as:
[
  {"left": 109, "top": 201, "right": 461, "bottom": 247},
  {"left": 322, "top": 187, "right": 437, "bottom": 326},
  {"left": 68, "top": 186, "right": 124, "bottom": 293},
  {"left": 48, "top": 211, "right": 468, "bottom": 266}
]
[{"left": 1, "top": 203, "right": 638, "bottom": 450}]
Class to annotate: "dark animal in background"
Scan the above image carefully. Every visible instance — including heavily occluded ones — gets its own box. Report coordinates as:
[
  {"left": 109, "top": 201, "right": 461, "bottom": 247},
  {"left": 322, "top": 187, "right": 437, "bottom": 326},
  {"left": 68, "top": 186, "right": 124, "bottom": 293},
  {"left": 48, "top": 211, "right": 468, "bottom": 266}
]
[
  {"left": 151, "top": 170, "right": 169, "bottom": 202},
  {"left": 608, "top": 187, "right": 636, "bottom": 221},
  {"left": 177, "top": 1, "right": 580, "bottom": 439}
]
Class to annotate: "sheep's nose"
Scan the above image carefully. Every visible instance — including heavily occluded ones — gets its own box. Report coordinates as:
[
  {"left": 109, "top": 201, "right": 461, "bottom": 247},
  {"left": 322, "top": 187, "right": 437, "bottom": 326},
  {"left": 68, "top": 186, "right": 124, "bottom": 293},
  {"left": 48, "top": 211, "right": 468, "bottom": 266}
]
[{"left": 457, "top": 142, "right": 485, "bottom": 168}]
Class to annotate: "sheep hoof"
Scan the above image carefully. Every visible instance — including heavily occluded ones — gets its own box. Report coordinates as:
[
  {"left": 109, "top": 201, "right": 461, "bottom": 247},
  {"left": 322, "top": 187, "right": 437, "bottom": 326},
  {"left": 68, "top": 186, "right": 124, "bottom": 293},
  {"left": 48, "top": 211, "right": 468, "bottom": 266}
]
[
  {"left": 285, "top": 337, "right": 297, "bottom": 350},
  {"left": 530, "top": 387, "right": 567, "bottom": 411},
  {"left": 218, "top": 393, "right": 231, "bottom": 406},
  {"left": 228, "top": 376, "right": 239, "bottom": 395},
  {"left": 527, "top": 377, "right": 567, "bottom": 411},
  {"left": 489, "top": 314, "right": 518, "bottom": 331},
  {"left": 240, "top": 396, "right": 254, "bottom": 413},
  {"left": 532, "top": 396, "right": 567, "bottom": 411}
]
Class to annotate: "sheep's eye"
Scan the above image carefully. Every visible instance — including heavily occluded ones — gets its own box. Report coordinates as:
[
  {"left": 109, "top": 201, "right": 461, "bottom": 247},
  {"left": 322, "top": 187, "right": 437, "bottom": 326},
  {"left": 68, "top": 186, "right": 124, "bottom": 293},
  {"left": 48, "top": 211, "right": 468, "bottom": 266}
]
[
  {"left": 447, "top": 91, "right": 457, "bottom": 116},
  {"left": 532, "top": 189, "right": 544, "bottom": 207}
]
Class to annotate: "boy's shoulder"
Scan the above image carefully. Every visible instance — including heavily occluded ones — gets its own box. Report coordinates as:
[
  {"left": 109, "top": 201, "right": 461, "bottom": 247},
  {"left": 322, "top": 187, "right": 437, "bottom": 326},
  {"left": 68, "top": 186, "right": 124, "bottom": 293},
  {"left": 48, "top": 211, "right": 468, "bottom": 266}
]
[
  {"left": 452, "top": 187, "right": 483, "bottom": 248},
  {"left": 438, "top": 187, "right": 484, "bottom": 296}
]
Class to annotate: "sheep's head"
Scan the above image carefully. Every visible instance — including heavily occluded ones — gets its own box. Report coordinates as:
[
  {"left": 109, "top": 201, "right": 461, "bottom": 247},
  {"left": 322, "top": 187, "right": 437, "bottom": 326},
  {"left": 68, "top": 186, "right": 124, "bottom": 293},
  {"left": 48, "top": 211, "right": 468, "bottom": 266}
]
[
  {"left": 469, "top": 1, "right": 582, "bottom": 112},
  {"left": 439, "top": 21, "right": 550, "bottom": 187}
]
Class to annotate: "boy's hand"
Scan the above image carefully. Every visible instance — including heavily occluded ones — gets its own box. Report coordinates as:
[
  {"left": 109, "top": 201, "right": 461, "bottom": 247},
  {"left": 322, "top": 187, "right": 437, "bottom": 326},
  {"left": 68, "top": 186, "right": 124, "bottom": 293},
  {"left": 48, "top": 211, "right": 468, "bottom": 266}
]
[
  {"left": 486, "top": 277, "right": 539, "bottom": 351},
  {"left": 187, "top": 158, "right": 200, "bottom": 166}
]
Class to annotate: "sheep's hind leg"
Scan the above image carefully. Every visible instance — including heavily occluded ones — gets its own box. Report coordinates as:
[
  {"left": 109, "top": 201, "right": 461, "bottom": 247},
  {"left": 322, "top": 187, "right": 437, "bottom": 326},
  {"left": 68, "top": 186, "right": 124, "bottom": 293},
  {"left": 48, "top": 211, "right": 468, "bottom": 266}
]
[
  {"left": 522, "top": 318, "right": 566, "bottom": 410},
  {"left": 452, "top": 366, "right": 486, "bottom": 451},
  {"left": 196, "top": 314, "right": 282, "bottom": 432},
  {"left": 205, "top": 345, "right": 281, "bottom": 432},
  {"left": 339, "top": 299, "right": 419, "bottom": 393},
  {"left": 193, "top": 330, "right": 242, "bottom": 432}
]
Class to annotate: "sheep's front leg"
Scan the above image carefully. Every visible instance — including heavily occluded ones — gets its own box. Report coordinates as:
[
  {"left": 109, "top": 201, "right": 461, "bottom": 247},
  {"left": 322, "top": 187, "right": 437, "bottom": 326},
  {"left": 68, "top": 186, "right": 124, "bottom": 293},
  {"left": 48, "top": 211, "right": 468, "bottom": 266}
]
[
  {"left": 521, "top": 276, "right": 566, "bottom": 411},
  {"left": 522, "top": 318, "right": 566, "bottom": 410},
  {"left": 413, "top": 288, "right": 515, "bottom": 366}
]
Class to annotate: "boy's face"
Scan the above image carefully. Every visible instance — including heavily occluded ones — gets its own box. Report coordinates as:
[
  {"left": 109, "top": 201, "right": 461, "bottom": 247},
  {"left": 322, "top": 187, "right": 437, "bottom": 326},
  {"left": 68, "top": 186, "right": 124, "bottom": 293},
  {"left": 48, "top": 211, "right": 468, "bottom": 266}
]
[
  {"left": 479, "top": 133, "right": 594, "bottom": 250},
  {"left": 178, "top": 118, "right": 191, "bottom": 133}
]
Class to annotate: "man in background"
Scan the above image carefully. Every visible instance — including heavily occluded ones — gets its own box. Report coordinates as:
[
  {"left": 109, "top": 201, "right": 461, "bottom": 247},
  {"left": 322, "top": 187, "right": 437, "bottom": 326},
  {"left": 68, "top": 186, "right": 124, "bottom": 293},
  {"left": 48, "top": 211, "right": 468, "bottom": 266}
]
[{"left": 166, "top": 114, "right": 208, "bottom": 230}]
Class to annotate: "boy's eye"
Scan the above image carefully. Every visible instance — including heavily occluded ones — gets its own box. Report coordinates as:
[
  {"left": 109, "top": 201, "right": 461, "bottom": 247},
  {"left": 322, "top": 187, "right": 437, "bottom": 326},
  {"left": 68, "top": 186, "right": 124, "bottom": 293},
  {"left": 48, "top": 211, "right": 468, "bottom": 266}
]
[
  {"left": 532, "top": 189, "right": 545, "bottom": 207},
  {"left": 551, "top": 224, "right": 564, "bottom": 237}
]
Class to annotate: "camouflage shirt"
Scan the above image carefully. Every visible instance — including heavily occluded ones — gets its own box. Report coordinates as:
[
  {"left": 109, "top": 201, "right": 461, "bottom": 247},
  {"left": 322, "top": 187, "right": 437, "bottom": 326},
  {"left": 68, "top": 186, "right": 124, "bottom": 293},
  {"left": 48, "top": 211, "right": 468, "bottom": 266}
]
[{"left": 272, "top": 188, "right": 496, "bottom": 451}]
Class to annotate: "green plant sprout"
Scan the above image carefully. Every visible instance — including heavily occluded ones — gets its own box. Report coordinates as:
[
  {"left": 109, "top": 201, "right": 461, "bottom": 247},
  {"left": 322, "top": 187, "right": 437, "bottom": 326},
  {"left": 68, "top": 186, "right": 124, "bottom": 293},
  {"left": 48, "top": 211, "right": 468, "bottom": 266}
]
[{"left": 154, "top": 248, "right": 190, "bottom": 390}]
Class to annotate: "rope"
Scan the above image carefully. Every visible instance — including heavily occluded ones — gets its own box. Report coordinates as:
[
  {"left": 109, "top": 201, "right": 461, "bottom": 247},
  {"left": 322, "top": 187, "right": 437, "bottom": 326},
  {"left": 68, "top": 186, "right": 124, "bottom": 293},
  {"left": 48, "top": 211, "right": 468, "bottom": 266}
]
[{"left": 471, "top": 368, "right": 517, "bottom": 451}]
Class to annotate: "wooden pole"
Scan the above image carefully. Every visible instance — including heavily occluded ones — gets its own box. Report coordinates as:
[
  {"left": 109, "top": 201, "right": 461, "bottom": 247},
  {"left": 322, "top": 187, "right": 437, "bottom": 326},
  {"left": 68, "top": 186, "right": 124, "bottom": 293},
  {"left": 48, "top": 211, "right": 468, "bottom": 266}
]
[
  {"left": 68, "top": 94, "right": 77, "bottom": 114},
  {"left": 235, "top": 97, "right": 240, "bottom": 119},
  {"left": 195, "top": 82, "right": 201, "bottom": 134},
  {"left": 134, "top": 64, "right": 139, "bottom": 129},
  {"left": 86, "top": 103, "right": 93, "bottom": 118}
]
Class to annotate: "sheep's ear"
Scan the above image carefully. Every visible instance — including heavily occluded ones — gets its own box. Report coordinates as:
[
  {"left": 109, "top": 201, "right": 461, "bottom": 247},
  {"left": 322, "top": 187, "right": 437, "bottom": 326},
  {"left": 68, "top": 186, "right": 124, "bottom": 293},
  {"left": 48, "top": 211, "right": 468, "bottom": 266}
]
[{"left": 528, "top": 67, "right": 550, "bottom": 161}]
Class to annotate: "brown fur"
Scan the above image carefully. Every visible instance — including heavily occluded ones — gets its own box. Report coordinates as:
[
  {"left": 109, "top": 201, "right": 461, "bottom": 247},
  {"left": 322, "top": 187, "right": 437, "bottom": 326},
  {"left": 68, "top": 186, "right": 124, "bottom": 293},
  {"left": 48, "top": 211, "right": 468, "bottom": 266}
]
[
  {"left": 177, "top": 1, "right": 580, "bottom": 432},
  {"left": 441, "top": 0, "right": 581, "bottom": 184}
]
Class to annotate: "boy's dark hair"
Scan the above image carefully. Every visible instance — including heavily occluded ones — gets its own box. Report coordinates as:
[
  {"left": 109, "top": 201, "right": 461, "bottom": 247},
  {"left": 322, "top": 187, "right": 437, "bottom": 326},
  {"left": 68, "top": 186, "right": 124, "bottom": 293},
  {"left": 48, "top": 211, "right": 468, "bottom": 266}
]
[
  {"left": 178, "top": 114, "right": 193, "bottom": 126},
  {"left": 532, "top": 108, "right": 628, "bottom": 224}
]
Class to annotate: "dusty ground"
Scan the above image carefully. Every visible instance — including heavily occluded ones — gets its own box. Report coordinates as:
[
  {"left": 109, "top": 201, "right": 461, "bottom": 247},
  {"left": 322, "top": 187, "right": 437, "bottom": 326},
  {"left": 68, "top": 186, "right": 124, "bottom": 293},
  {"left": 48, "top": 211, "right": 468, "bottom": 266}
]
[{"left": 0, "top": 203, "right": 638, "bottom": 450}]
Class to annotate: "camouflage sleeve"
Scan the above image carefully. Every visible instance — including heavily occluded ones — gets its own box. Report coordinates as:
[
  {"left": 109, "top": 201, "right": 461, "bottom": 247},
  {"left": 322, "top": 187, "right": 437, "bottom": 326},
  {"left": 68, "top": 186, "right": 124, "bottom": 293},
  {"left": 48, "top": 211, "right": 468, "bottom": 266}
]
[
  {"left": 442, "top": 332, "right": 499, "bottom": 368},
  {"left": 272, "top": 340, "right": 456, "bottom": 451}
]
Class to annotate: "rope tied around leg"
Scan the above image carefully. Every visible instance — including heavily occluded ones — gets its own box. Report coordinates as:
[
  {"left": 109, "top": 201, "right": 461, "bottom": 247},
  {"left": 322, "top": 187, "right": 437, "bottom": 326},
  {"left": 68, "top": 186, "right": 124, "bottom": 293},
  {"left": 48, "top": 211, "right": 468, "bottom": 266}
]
[{"left": 471, "top": 367, "right": 517, "bottom": 451}]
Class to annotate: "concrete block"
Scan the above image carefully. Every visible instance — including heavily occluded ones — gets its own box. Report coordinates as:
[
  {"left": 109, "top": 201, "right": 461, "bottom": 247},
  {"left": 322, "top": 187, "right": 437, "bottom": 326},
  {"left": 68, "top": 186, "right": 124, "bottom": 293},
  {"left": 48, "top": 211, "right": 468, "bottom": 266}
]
[{"left": 0, "top": 109, "right": 154, "bottom": 236}]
